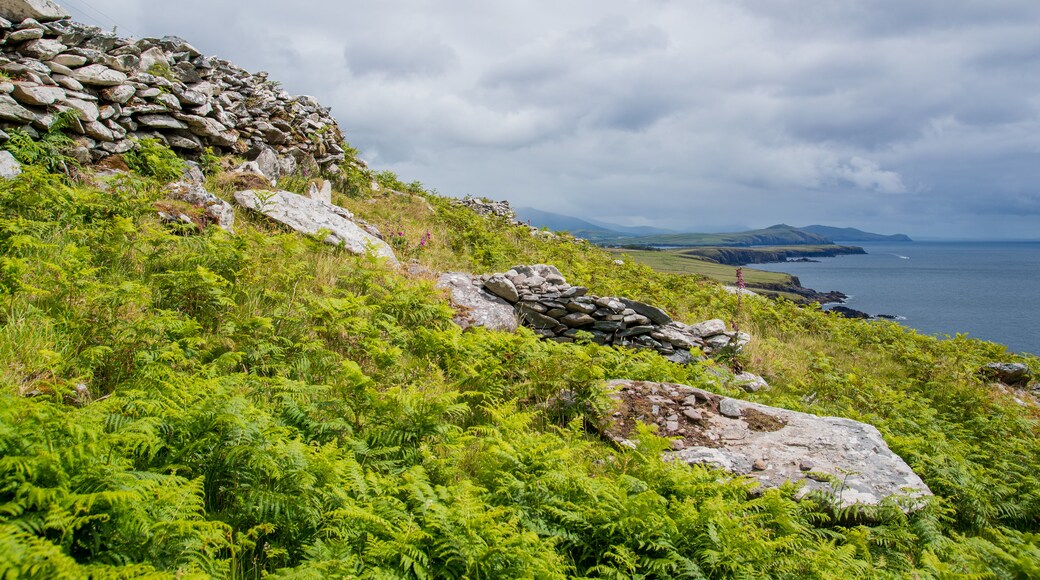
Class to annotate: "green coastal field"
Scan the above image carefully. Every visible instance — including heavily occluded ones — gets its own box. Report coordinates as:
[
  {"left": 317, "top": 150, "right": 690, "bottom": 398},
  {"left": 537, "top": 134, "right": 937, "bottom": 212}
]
[{"left": 1, "top": 137, "right": 1039, "bottom": 577}]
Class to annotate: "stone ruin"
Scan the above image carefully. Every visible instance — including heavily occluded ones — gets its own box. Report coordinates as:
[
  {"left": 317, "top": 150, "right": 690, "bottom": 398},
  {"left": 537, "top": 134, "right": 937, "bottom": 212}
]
[
  {"left": 0, "top": 3, "right": 347, "bottom": 179},
  {"left": 439, "top": 264, "right": 751, "bottom": 363}
]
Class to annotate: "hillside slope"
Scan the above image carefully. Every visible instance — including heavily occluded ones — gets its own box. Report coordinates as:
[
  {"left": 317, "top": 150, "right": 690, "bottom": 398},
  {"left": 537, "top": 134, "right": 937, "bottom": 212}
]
[
  {"left": 1, "top": 11, "right": 1039, "bottom": 580},
  {"left": 802, "top": 225, "right": 913, "bottom": 242},
  {"left": 622, "top": 224, "right": 832, "bottom": 247}
]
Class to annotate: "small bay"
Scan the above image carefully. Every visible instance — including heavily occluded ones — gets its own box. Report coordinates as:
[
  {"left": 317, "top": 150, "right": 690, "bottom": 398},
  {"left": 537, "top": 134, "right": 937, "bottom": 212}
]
[{"left": 754, "top": 241, "right": 1040, "bottom": 355}]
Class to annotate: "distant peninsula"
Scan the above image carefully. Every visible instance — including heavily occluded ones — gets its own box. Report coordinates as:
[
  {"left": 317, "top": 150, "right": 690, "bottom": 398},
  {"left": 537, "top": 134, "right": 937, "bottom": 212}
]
[{"left": 800, "top": 225, "right": 913, "bottom": 242}]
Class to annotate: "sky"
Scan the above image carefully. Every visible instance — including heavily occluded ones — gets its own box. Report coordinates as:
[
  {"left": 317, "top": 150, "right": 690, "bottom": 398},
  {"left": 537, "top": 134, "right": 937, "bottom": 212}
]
[{"left": 63, "top": 0, "right": 1040, "bottom": 239}]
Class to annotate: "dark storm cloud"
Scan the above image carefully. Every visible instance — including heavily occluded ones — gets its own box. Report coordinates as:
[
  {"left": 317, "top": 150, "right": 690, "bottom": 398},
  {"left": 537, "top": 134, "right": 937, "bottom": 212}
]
[{"left": 74, "top": 0, "right": 1040, "bottom": 238}]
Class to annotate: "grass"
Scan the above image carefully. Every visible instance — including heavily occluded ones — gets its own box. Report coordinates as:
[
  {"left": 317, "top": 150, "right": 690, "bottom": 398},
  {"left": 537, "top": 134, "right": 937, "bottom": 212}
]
[{"left": 607, "top": 247, "right": 810, "bottom": 302}]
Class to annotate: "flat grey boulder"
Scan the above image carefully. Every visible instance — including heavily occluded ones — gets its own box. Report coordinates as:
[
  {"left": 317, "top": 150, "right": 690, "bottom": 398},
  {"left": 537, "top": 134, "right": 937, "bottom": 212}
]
[
  {"left": 603, "top": 380, "right": 931, "bottom": 507},
  {"left": 0, "top": 150, "right": 21, "bottom": 179},
  {"left": 234, "top": 189, "right": 397, "bottom": 264},
  {"left": 981, "top": 362, "right": 1032, "bottom": 387},
  {"left": 436, "top": 272, "right": 518, "bottom": 332},
  {"left": 0, "top": 94, "right": 35, "bottom": 123},
  {"left": 71, "top": 64, "right": 128, "bottom": 87},
  {"left": 0, "top": 0, "right": 70, "bottom": 21}
]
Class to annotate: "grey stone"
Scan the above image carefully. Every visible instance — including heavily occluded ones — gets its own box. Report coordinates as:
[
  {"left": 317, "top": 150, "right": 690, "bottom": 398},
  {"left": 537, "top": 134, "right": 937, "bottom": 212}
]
[
  {"left": 561, "top": 313, "right": 595, "bottom": 327},
  {"left": 565, "top": 300, "right": 596, "bottom": 314},
  {"left": 165, "top": 180, "right": 234, "bottom": 233},
  {"left": 18, "top": 37, "right": 64, "bottom": 60},
  {"left": 0, "top": 0, "right": 70, "bottom": 22},
  {"left": 516, "top": 304, "right": 560, "bottom": 329},
  {"left": 436, "top": 272, "right": 518, "bottom": 332},
  {"left": 484, "top": 274, "right": 519, "bottom": 303},
  {"left": 650, "top": 326, "right": 699, "bottom": 349},
  {"left": 61, "top": 97, "right": 99, "bottom": 121},
  {"left": 620, "top": 298, "right": 672, "bottom": 325},
  {"left": 592, "top": 320, "right": 624, "bottom": 333},
  {"left": 10, "top": 81, "right": 63, "bottom": 105},
  {"left": 251, "top": 146, "right": 279, "bottom": 180},
  {"left": 605, "top": 380, "right": 932, "bottom": 508},
  {"left": 685, "top": 319, "right": 728, "bottom": 338},
  {"left": 52, "top": 53, "right": 87, "bottom": 67},
  {"left": 0, "top": 149, "right": 21, "bottom": 178},
  {"left": 0, "top": 94, "right": 35, "bottom": 122},
  {"left": 5, "top": 26, "right": 42, "bottom": 42},
  {"left": 235, "top": 189, "right": 398, "bottom": 263},
  {"left": 71, "top": 63, "right": 127, "bottom": 86},
  {"left": 981, "top": 362, "right": 1032, "bottom": 387},
  {"left": 136, "top": 114, "right": 187, "bottom": 130},
  {"left": 307, "top": 180, "right": 332, "bottom": 204},
  {"left": 732, "top": 372, "right": 770, "bottom": 393}
]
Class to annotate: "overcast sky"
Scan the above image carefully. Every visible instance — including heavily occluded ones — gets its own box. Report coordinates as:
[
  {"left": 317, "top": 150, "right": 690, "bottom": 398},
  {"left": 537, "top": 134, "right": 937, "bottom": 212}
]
[{"left": 65, "top": 0, "right": 1040, "bottom": 238}]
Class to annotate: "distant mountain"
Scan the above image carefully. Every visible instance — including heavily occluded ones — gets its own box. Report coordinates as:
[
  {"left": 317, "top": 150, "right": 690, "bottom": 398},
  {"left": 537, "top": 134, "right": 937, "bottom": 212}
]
[
  {"left": 512, "top": 207, "right": 676, "bottom": 242},
  {"left": 801, "top": 225, "right": 912, "bottom": 242},
  {"left": 582, "top": 217, "right": 676, "bottom": 236},
  {"left": 620, "top": 224, "right": 832, "bottom": 247}
]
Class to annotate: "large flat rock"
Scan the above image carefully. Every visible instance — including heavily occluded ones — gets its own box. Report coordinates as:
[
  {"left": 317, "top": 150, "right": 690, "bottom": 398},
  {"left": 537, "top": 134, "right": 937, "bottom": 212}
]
[
  {"left": 0, "top": 0, "right": 69, "bottom": 21},
  {"left": 436, "top": 272, "right": 518, "bottom": 332},
  {"left": 603, "top": 380, "right": 931, "bottom": 507},
  {"left": 235, "top": 189, "right": 397, "bottom": 264}
]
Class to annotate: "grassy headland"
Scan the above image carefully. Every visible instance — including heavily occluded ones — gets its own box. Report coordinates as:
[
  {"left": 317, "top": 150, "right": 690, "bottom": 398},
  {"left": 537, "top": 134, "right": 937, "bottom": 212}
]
[{"left": 1, "top": 139, "right": 1038, "bottom": 577}]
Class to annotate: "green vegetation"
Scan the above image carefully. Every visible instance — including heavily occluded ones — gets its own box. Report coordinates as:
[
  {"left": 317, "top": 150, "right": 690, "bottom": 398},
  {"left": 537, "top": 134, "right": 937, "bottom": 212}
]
[
  {"left": 2, "top": 110, "right": 80, "bottom": 177},
  {"left": 0, "top": 137, "right": 1039, "bottom": 577},
  {"left": 125, "top": 137, "right": 187, "bottom": 182},
  {"left": 618, "top": 224, "right": 831, "bottom": 247},
  {"left": 670, "top": 244, "right": 865, "bottom": 266}
]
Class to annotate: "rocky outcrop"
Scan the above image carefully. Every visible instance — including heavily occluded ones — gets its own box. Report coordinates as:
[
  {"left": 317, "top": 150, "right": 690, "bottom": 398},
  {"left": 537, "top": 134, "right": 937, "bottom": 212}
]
[
  {"left": 234, "top": 189, "right": 397, "bottom": 263},
  {"left": 444, "top": 265, "right": 750, "bottom": 362},
  {"left": 603, "top": 380, "right": 931, "bottom": 507},
  {"left": 980, "top": 362, "right": 1033, "bottom": 388},
  {"left": 0, "top": 0, "right": 68, "bottom": 23},
  {"left": 453, "top": 196, "right": 561, "bottom": 239},
  {"left": 435, "top": 272, "right": 518, "bottom": 332},
  {"left": 0, "top": 14, "right": 346, "bottom": 176}
]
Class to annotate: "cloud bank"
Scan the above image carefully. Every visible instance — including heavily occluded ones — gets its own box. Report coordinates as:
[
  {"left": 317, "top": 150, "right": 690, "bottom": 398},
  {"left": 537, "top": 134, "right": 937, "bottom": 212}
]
[{"left": 70, "top": 0, "right": 1040, "bottom": 238}]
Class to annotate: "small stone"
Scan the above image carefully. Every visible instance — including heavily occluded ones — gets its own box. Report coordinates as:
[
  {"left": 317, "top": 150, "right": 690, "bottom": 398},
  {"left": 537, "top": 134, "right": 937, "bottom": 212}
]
[
  {"left": 484, "top": 274, "right": 519, "bottom": 303},
  {"left": 561, "top": 313, "right": 595, "bottom": 327},
  {"left": 682, "top": 408, "right": 702, "bottom": 421},
  {"left": 799, "top": 460, "right": 814, "bottom": 472},
  {"left": 0, "top": 150, "right": 22, "bottom": 179},
  {"left": 670, "top": 440, "right": 686, "bottom": 451},
  {"left": 752, "top": 459, "right": 767, "bottom": 471},
  {"left": 5, "top": 28, "right": 43, "bottom": 43},
  {"left": 71, "top": 64, "right": 128, "bottom": 86},
  {"left": 719, "top": 399, "right": 742, "bottom": 419}
]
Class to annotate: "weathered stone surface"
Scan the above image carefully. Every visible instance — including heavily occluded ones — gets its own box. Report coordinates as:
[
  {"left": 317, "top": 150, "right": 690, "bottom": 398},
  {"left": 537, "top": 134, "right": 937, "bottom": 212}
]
[
  {"left": 604, "top": 380, "right": 932, "bottom": 507},
  {"left": 165, "top": 181, "right": 234, "bottom": 233},
  {"left": 0, "top": 94, "right": 34, "bottom": 122},
  {"left": 71, "top": 63, "right": 127, "bottom": 86},
  {"left": 10, "top": 81, "right": 64, "bottom": 106},
  {"left": 136, "top": 114, "right": 187, "bottom": 129},
  {"left": 436, "top": 272, "right": 518, "bottom": 332},
  {"left": 0, "top": 0, "right": 69, "bottom": 22},
  {"left": 685, "top": 319, "right": 727, "bottom": 338},
  {"left": 484, "top": 273, "right": 519, "bottom": 303},
  {"left": 561, "top": 313, "right": 595, "bottom": 327},
  {"left": 19, "top": 37, "right": 65, "bottom": 60},
  {"left": 731, "top": 372, "right": 770, "bottom": 393},
  {"left": 234, "top": 189, "right": 397, "bottom": 263},
  {"left": 6, "top": 27, "right": 42, "bottom": 42},
  {"left": 981, "top": 362, "right": 1032, "bottom": 387},
  {"left": 620, "top": 298, "right": 672, "bottom": 325},
  {"left": 516, "top": 304, "right": 560, "bottom": 329},
  {"left": 0, "top": 149, "right": 21, "bottom": 178},
  {"left": 52, "top": 53, "right": 87, "bottom": 67}
]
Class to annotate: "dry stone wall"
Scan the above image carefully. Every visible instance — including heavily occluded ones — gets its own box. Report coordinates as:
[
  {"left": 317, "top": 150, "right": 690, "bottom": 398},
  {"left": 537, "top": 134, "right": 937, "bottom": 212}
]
[
  {"left": 444, "top": 264, "right": 751, "bottom": 363},
  {"left": 0, "top": 10, "right": 346, "bottom": 177}
]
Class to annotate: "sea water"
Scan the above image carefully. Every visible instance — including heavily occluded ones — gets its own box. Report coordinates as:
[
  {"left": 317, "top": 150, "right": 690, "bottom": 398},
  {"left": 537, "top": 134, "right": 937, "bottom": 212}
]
[{"left": 754, "top": 241, "right": 1040, "bottom": 355}]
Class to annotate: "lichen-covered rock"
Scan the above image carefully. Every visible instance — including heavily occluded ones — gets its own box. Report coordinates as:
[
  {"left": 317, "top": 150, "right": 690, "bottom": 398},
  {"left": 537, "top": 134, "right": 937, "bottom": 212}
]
[
  {"left": 436, "top": 272, "right": 518, "bottom": 332},
  {"left": 603, "top": 380, "right": 931, "bottom": 507},
  {"left": 234, "top": 189, "right": 397, "bottom": 263},
  {"left": 0, "top": 149, "right": 21, "bottom": 178},
  {"left": 0, "top": 0, "right": 69, "bottom": 22}
]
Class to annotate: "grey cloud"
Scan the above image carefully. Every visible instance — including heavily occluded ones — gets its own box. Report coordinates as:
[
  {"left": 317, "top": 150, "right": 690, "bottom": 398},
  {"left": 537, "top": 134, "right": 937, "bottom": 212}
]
[
  {"left": 74, "top": 0, "right": 1040, "bottom": 238},
  {"left": 344, "top": 35, "right": 458, "bottom": 79}
]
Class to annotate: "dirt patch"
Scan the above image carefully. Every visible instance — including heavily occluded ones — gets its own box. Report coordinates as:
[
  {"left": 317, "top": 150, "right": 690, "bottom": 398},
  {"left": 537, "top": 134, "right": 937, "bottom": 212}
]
[
  {"left": 217, "top": 171, "right": 273, "bottom": 191},
  {"left": 743, "top": 408, "right": 787, "bottom": 432},
  {"left": 603, "top": 381, "right": 721, "bottom": 449}
]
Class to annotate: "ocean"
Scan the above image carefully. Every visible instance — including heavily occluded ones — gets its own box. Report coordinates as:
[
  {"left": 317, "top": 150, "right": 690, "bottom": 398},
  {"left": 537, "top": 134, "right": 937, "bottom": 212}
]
[{"left": 754, "top": 241, "right": 1040, "bottom": 356}]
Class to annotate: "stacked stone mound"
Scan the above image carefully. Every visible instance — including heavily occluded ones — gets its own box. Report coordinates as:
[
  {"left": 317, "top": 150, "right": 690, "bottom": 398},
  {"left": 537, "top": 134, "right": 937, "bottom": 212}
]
[
  {"left": 475, "top": 265, "right": 750, "bottom": 363},
  {"left": 453, "top": 196, "right": 559, "bottom": 239},
  {"left": 0, "top": 9, "right": 346, "bottom": 176}
]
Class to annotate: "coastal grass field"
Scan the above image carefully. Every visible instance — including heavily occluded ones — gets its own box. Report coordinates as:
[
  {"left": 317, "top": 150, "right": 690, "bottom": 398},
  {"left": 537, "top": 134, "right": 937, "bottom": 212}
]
[{"left": 606, "top": 247, "right": 809, "bottom": 301}]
